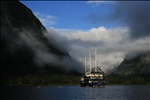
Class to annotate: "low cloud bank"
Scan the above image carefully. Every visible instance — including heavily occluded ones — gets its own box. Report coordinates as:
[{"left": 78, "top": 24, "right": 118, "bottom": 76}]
[
  {"left": 19, "top": 29, "right": 84, "bottom": 73},
  {"left": 47, "top": 26, "right": 149, "bottom": 74}
]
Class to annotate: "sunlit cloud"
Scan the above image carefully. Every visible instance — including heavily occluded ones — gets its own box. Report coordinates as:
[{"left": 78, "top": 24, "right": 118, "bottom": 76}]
[
  {"left": 30, "top": 2, "right": 149, "bottom": 74},
  {"left": 34, "top": 12, "right": 56, "bottom": 28},
  {"left": 47, "top": 26, "right": 149, "bottom": 74},
  {"left": 87, "top": 1, "right": 113, "bottom": 7}
]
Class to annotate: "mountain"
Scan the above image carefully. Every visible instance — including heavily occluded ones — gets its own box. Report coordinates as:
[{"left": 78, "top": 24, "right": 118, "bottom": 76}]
[
  {"left": 1, "top": 0, "right": 82, "bottom": 81},
  {"left": 111, "top": 51, "right": 150, "bottom": 77}
]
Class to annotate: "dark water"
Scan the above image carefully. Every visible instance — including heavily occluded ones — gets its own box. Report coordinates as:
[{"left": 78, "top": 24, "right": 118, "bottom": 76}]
[{"left": 1, "top": 85, "right": 150, "bottom": 100}]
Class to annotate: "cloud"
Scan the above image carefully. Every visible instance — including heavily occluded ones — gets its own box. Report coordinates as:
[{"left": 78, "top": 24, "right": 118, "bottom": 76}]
[
  {"left": 87, "top": 1, "right": 112, "bottom": 7},
  {"left": 113, "top": 1, "right": 150, "bottom": 40},
  {"left": 19, "top": 29, "right": 84, "bottom": 73},
  {"left": 32, "top": 1, "right": 149, "bottom": 74},
  {"left": 86, "top": 1, "right": 150, "bottom": 40},
  {"left": 47, "top": 26, "right": 149, "bottom": 74},
  {"left": 34, "top": 12, "right": 56, "bottom": 27}
]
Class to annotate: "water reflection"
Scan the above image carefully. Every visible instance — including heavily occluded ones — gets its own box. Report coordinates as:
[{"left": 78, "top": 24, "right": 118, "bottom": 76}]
[
  {"left": 122, "top": 85, "right": 150, "bottom": 100},
  {"left": 1, "top": 85, "right": 150, "bottom": 100}
]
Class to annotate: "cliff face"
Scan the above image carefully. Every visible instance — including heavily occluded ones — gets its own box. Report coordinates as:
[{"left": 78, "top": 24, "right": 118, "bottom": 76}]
[
  {"left": 1, "top": 1, "right": 68, "bottom": 55},
  {"left": 1, "top": 1, "right": 45, "bottom": 34},
  {"left": 1, "top": 1, "right": 71, "bottom": 76},
  {"left": 111, "top": 51, "right": 150, "bottom": 77}
]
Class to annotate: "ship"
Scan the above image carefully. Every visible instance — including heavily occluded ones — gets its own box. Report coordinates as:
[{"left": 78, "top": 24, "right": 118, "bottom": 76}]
[{"left": 80, "top": 49, "right": 105, "bottom": 87}]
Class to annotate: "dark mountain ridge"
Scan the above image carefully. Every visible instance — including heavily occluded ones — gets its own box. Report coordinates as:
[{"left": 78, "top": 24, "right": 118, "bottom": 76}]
[
  {"left": 1, "top": 0, "right": 68, "bottom": 56},
  {"left": 1, "top": 0, "right": 82, "bottom": 82},
  {"left": 110, "top": 51, "right": 150, "bottom": 77}
]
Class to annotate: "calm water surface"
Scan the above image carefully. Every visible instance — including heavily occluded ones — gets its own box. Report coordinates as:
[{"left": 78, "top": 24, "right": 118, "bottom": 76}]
[{"left": 1, "top": 85, "right": 150, "bottom": 100}]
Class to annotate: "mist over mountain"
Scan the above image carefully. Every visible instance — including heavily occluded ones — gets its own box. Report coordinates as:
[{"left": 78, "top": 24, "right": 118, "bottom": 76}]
[
  {"left": 110, "top": 51, "right": 150, "bottom": 77},
  {"left": 1, "top": 0, "right": 83, "bottom": 80}
]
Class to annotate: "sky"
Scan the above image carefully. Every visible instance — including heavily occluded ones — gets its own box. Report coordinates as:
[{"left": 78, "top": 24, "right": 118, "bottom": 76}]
[
  {"left": 20, "top": 1, "right": 118, "bottom": 30},
  {"left": 20, "top": 1, "right": 150, "bottom": 74}
]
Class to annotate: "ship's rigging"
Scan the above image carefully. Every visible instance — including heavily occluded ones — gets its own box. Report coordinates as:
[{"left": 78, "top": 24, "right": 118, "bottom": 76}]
[{"left": 80, "top": 49, "right": 105, "bottom": 87}]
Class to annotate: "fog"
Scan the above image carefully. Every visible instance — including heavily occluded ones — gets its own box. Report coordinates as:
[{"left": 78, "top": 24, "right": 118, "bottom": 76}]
[{"left": 19, "top": 28, "right": 84, "bottom": 73}]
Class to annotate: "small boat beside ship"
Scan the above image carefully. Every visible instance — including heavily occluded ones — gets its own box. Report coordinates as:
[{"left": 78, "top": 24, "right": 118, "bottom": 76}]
[{"left": 80, "top": 49, "right": 105, "bottom": 87}]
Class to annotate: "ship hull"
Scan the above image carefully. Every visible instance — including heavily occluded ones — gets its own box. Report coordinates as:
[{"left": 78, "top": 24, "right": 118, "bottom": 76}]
[{"left": 80, "top": 79, "right": 105, "bottom": 87}]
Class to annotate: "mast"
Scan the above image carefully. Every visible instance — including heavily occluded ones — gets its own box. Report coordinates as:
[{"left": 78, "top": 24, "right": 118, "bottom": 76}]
[
  {"left": 95, "top": 48, "right": 97, "bottom": 72},
  {"left": 85, "top": 57, "right": 86, "bottom": 73},
  {"left": 89, "top": 52, "right": 91, "bottom": 72}
]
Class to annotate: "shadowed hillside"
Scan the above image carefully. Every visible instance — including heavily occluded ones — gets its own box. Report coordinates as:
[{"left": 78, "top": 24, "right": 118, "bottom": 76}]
[
  {"left": 1, "top": 1, "right": 83, "bottom": 85},
  {"left": 111, "top": 51, "right": 150, "bottom": 77}
]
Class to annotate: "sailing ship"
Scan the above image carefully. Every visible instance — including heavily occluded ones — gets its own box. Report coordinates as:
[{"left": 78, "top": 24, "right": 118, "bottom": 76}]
[{"left": 80, "top": 49, "right": 105, "bottom": 87}]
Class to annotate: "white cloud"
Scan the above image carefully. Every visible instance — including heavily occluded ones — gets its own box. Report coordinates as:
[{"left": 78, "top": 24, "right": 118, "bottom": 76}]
[
  {"left": 87, "top": 1, "right": 113, "bottom": 7},
  {"left": 87, "top": 1, "right": 110, "bottom": 4},
  {"left": 47, "top": 26, "right": 149, "bottom": 74},
  {"left": 34, "top": 12, "right": 56, "bottom": 28},
  {"left": 19, "top": 29, "right": 84, "bottom": 73}
]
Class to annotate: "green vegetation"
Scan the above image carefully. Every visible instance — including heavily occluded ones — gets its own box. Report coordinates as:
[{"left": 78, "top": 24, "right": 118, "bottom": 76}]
[
  {"left": 3, "top": 74, "right": 81, "bottom": 86},
  {"left": 106, "top": 76, "right": 150, "bottom": 85},
  {"left": 2, "top": 74, "right": 150, "bottom": 86}
]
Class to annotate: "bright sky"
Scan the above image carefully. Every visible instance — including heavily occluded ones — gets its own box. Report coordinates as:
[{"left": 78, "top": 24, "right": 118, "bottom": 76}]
[
  {"left": 20, "top": 1, "right": 150, "bottom": 74},
  {"left": 20, "top": 1, "right": 118, "bottom": 30}
]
